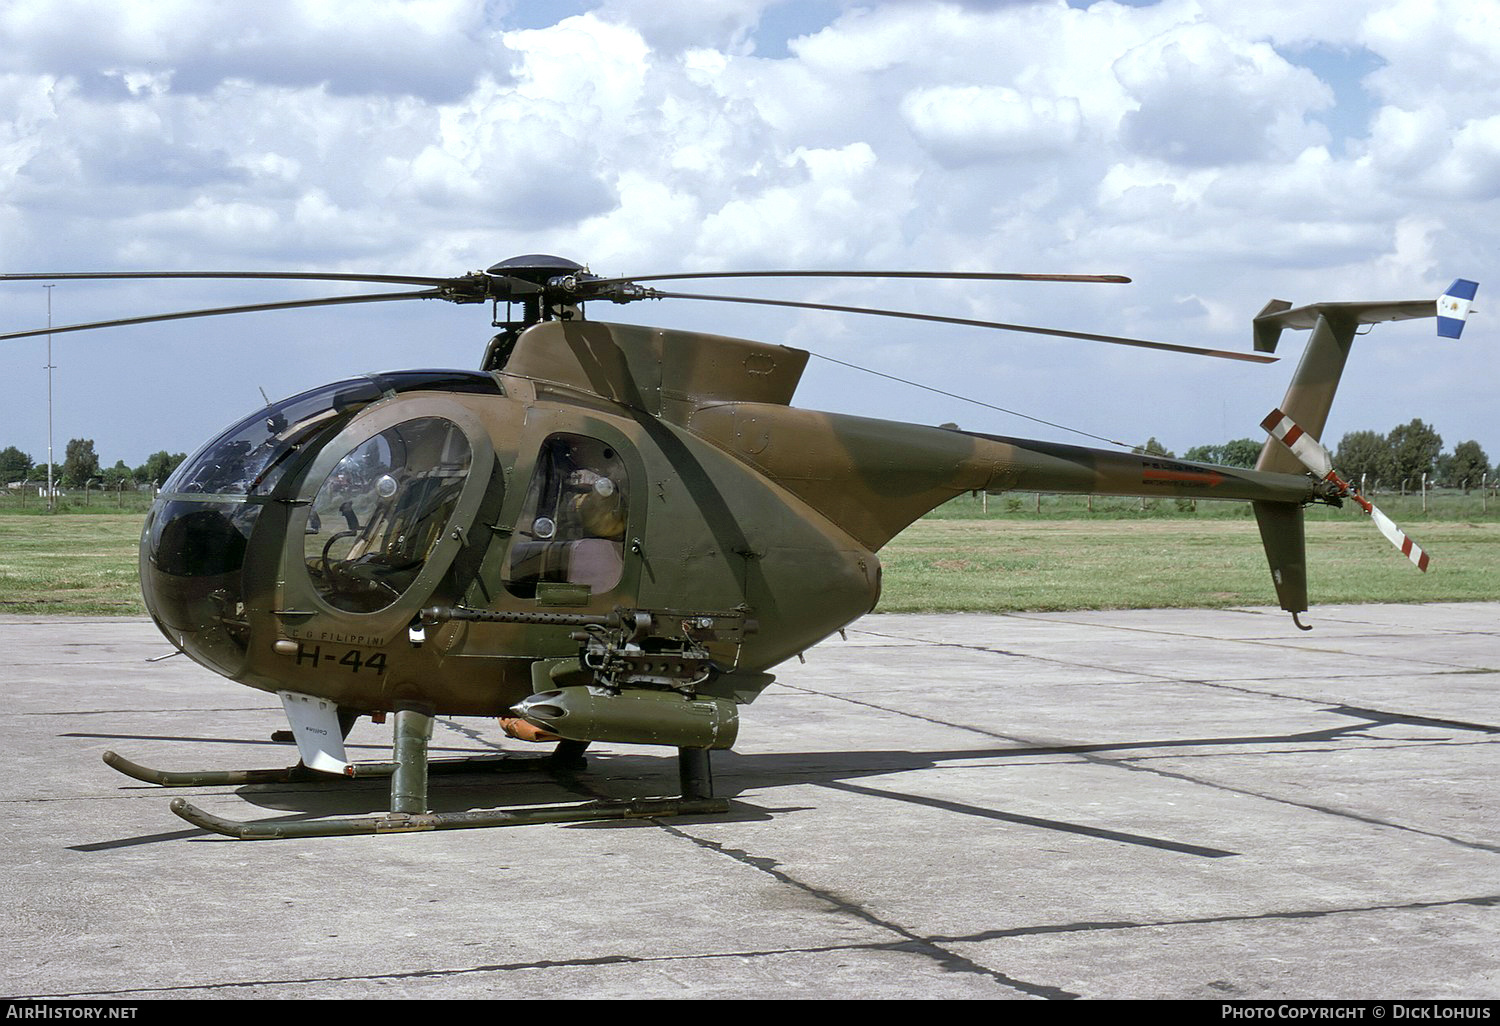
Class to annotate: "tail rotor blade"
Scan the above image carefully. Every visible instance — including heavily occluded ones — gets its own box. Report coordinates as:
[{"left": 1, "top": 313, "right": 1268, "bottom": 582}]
[
  {"left": 1369, "top": 504, "right": 1431, "bottom": 572},
  {"left": 1260, "top": 408, "right": 1334, "bottom": 478},
  {"left": 1262, "top": 407, "right": 1431, "bottom": 572}
]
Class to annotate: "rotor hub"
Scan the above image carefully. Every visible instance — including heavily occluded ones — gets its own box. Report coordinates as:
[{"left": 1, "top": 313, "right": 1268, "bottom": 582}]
[{"left": 484, "top": 255, "right": 587, "bottom": 287}]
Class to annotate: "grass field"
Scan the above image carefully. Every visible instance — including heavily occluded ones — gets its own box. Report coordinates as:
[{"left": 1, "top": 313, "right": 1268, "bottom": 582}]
[
  {"left": 0, "top": 514, "right": 147, "bottom": 615},
  {"left": 881, "top": 491, "right": 1500, "bottom": 610},
  {"left": 2, "top": 502, "right": 1496, "bottom": 615},
  {"left": 879, "top": 517, "right": 1499, "bottom": 611}
]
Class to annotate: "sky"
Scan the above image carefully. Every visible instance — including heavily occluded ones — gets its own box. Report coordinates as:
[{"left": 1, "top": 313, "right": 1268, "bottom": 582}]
[{"left": 1, "top": 0, "right": 1496, "bottom": 474}]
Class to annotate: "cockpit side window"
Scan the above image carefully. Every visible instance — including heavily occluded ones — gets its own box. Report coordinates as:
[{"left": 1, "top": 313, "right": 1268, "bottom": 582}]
[
  {"left": 504, "top": 433, "right": 629, "bottom": 598},
  {"left": 304, "top": 417, "right": 472, "bottom": 613}
]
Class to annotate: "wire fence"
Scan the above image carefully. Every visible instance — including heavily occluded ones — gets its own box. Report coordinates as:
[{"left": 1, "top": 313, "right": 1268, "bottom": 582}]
[
  {"left": 4, "top": 481, "right": 1498, "bottom": 521},
  {"left": 932, "top": 487, "right": 1500, "bottom": 522},
  {"left": 0, "top": 484, "right": 158, "bottom": 514}
]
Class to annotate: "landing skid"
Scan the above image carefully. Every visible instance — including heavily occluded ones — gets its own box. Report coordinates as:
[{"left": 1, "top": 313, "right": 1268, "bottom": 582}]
[
  {"left": 104, "top": 709, "right": 729, "bottom": 840},
  {"left": 104, "top": 750, "right": 321, "bottom": 787},
  {"left": 167, "top": 793, "right": 730, "bottom": 839}
]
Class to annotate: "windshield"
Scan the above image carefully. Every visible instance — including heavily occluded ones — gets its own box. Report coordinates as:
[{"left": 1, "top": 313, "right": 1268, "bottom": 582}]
[
  {"left": 141, "top": 370, "right": 500, "bottom": 671},
  {"left": 162, "top": 378, "right": 384, "bottom": 498},
  {"left": 160, "top": 370, "right": 502, "bottom": 499}
]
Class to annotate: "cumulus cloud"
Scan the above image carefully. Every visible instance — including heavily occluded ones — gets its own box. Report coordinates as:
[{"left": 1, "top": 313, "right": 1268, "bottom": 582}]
[
  {"left": 1114, "top": 22, "right": 1333, "bottom": 165},
  {"left": 700, "top": 142, "right": 918, "bottom": 267},
  {"left": 0, "top": 0, "right": 500, "bottom": 100},
  {"left": 0, "top": 0, "right": 1495, "bottom": 466},
  {"left": 901, "top": 85, "right": 1084, "bottom": 165},
  {"left": 594, "top": 0, "right": 777, "bottom": 54},
  {"left": 1361, "top": 0, "right": 1500, "bottom": 107},
  {"left": 1366, "top": 107, "right": 1500, "bottom": 202}
]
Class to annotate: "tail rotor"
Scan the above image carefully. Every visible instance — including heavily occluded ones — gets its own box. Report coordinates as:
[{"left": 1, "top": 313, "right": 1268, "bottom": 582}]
[{"left": 1261, "top": 408, "right": 1430, "bottom": 572}]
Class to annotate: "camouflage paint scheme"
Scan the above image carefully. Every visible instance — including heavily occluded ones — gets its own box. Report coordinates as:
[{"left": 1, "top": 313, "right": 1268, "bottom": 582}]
[{"left": 140, "top": 317, "right": 1329, "bottom": 741}]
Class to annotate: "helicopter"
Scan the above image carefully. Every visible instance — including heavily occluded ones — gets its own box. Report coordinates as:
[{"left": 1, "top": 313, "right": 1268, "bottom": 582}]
[{"left": 0, "top": 258, "right": 1478, "bottom": 839}]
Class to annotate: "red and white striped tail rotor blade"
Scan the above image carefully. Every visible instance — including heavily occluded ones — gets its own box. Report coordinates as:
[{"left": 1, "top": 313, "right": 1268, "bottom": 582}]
[
  {"left": 1261, "top": 408, "right": 1334, "bottom": 479},
  {"left": 1262, "top": 407, "right": 1431, "bottom": 572},
  {"left": 1369, "top": 504, "right": 1431, "bottom": 572}
]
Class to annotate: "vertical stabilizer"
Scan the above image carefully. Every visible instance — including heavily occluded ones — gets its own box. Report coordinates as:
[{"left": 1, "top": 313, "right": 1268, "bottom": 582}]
[{"left": 1254, "top": 311, "right": 1355, "bottom": 476}]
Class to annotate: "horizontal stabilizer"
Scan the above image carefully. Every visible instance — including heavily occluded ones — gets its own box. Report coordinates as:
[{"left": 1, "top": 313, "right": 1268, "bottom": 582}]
[{"left": 1253, "top": 277, "right": 1479, "bottom": 352}]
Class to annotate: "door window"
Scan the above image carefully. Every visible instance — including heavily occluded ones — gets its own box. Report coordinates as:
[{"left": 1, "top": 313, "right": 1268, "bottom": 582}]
[{"left": 505, "top": 433, "right": 629, "bottom": 597}]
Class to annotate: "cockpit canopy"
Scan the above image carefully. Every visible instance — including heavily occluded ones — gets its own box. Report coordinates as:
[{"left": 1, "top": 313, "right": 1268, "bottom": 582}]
[{"left": 141, "top": 370, "right": 501, "bottom": 669}]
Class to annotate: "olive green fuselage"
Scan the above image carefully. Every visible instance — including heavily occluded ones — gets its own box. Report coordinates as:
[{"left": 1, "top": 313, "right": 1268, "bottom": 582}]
[{"left": 141, "top": 320, "right": 1316, "bottom": 723}]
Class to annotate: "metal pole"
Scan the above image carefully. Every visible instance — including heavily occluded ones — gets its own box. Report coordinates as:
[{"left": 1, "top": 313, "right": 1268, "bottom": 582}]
[{"left": 44, "top": 285, "right": 55, "bottom": 514}]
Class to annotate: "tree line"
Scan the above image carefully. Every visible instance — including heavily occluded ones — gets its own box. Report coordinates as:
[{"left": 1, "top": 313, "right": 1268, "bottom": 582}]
[
  {"left": 1145, "top": 418, "right": 1494, "bottom": 490},
  {"left": 5, "top": 417, "right": 1493, "bottom": 495},
  {"left": 0, "top": 440, "right": 186, "bottom": 491}
]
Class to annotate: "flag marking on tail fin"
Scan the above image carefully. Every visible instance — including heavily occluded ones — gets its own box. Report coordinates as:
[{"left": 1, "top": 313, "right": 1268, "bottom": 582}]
[{"left": 1437, "top": 279, "right": 1478, "bottom": 339}]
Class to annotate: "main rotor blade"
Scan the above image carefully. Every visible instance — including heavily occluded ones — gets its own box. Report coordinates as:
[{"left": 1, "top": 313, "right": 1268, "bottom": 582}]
[
  {"left": 591, "top": 269, "right": 1131, "bottom": 286},
  {"left": 1, "top": 270, "right": 450, "bottom": 287},
  {"left": 653, "top": 290, "right": 1278, "bottom": 363},
  {"left": 0, "top": 288, "right": 444, "bottom": 341}
]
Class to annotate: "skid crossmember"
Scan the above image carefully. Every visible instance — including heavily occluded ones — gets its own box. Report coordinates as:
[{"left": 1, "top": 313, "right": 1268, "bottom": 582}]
[{"left": 104, "top": 707, "right": 728, "bottom": 840}]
